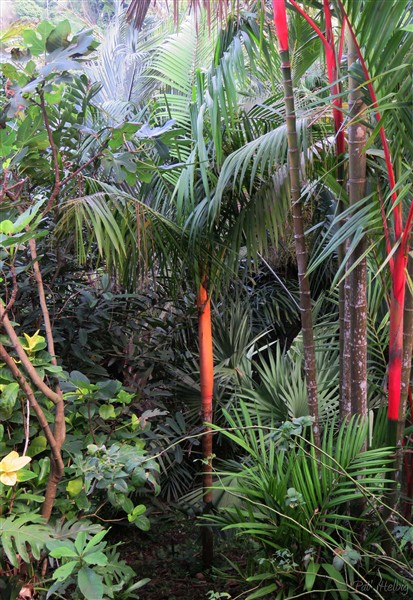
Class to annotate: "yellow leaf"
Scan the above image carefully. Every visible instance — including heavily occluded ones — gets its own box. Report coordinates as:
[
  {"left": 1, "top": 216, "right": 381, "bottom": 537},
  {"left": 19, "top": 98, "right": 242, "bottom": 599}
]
[{"left": 23, "top": 330, "right": 41, "bottom": 352}]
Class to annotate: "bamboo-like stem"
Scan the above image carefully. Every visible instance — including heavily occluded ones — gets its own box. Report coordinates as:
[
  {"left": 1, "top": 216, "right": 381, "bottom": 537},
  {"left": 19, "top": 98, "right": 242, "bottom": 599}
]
[
  {"left": 290, "top": 0, "right": 350, "bottom": 418},
  {"left": 322, "top": 0, "right": 349, "bottom": 418},
  {"left": 347, "top": 34, "right": 368, "bottom": 422},
  {"left": 337, "top": 0, "right": 402, "bottom": 263},
  {"left": 336, "top": 0, "right": 411, "bottom": 453},
  {"left": 273, "top": 0, "right": 320, "bottom": 445},
  {"left": 197, "top": 280, "right": 214, "bottom": 568}
]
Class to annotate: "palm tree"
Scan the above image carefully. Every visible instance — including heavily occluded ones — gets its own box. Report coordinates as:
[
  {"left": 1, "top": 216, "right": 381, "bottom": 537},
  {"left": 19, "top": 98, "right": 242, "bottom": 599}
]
[
  {"left": 96, "top": 0, "right": 413, "bottom": 535},
  {"left": 63, "top": 7, "right": 297, "bottom": 566}
]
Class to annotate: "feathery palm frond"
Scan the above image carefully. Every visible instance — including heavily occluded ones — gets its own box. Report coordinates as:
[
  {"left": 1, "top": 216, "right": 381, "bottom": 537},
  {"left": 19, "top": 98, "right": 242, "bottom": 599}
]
[{"left": 86, "top": 6, "right": 169, "bottom": 125}]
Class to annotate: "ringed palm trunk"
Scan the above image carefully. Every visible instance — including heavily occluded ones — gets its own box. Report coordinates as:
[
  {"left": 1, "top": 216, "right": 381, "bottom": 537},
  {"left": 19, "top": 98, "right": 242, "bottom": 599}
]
[
  {"left": 347, "top": 34, "right": 368, "bottom": 422},
  {"left": 197, "top": 279, "right": 214, "bottom": 568},
  {"left": 324, "top": 2, "right": 351, "bottom": 420},
  {"left": 273, "top": 0, "right": 320, "bottom": 445}
]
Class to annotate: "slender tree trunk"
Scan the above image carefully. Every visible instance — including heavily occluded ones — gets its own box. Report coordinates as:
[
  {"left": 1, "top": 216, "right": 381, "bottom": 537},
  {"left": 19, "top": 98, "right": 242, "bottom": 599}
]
[
  {"left": 399, "top": 256, "right": 413, "bottom": 443},
  {"left": 197, "top": 280, "right": 214, "bottom": 568},
  {"left": 395, "top": 255, "right": 413, "bottom": 514},
  {"left": 340, "top": 271, "right": 353, "bottom": 420},
  {"left": 324, "top": 6, "right": 351, "bottom": 420},
  {"left": 347, "top": 35, "right": 368, "bottom": 422},
  {"left": 290, "top": 1, "right": 351, "bottom": 419},
  {"left": 28, "top": 238, "right": 66, "bottom": 520},
  {"left": 273, "top": 0, "right": 320, "bottom": 445}
]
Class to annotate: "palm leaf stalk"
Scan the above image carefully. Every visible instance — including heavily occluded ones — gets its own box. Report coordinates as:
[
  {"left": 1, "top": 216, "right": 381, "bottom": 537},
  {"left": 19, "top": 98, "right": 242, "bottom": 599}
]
[
  {"left": 272, "top": 0, "right": 320, "bottom": 445},
  {"left": 400, "top": 257, "right": 413, "bottom": 446},
  {"left": 398, "top": 256, "right": 413, "bottom": 514}
]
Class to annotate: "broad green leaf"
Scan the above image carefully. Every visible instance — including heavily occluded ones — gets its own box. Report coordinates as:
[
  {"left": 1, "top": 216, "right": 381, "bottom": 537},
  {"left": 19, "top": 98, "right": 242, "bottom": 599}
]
[
  {"left": 131, "top": 413, "right": 140, "bottom": 431},
  {"left": 83, "top": 551, "right": 108, "bottom": 567},
  {"left": 0, "top": 514, "right": 52, "bottom": 567},
  {"left": 23, "top": 30, "right": 46, "bottom": 56},
  {"left": 133, "top": 515, "right": 150, "bottom": 532},
  {"left": 49, "top": 545, "right": 78, "bottom": 559},
  {"left": 77, "top": 566, "right": 103, "bottom": 600},
  {"left": 66, "top": 477, "right": 83, "bottom": 498},
  {"left": 53, "top": 560, "right": 78, "bottom": 581},
  {"left": 16, "top": 493, "right": 44, "bottom": 503},
  {"left": 27, "top": 436, "right": 47, "bottom": 458},
  {"left": 305, "top": 561, "right": 320, "bottom": 592},
  {"left": 84, "top": 528, "right": 107, "bottom": 553},
  {"left": 16, "top": 469, "right": 37, "bottom": 482},
  {"left": 322, "top": 564, "right": 348, "bottom": 599},
  {"left": 99, "top": 404, "right": 116, "bottom": 420},
  {"left": 246, "top": 583, "right": 278, "bottom": 600},
  {"left": 23, "top": 22, "right": 54, "bottom": 56},
  {"left": 118, "top": 495, "right": 134, "bottom": 514},
  {"left": 12, "top": 197, "right": 45, "bottom": 232},
  {"left": 0, "top": 220, "right": 14, "bottom": 234},
  {"left": 74, "top": 531, "right": 86, "bottom": 554},
  {"left": 46, "top": 20, "right": 71, "bottom": 52},
  {"left": 0, "top": 382, "right": 19, "bottom": 420}
]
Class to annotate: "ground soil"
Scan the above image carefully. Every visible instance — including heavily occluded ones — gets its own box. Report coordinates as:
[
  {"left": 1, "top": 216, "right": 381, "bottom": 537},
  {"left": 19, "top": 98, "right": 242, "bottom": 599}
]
[{"left": 111, "top": 512, "right": 250, "bottom": 600}]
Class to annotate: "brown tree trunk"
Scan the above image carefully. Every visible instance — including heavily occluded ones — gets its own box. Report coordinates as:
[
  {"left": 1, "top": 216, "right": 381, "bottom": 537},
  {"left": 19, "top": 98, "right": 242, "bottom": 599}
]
[
  {"left": 28, "top": 238, "right": 66, "bottom": 520},
  {"left": 197, "top": 280, "right": 214, "bottom": 568},
  {"left": 278, "top": 47, "right": 320, "bottom": 445},
  {"left": 347, "top": 35, "right": 368, "bottom": 423},
  {"left": 340, "top": 265, "right": 352, "bottom": 421}
]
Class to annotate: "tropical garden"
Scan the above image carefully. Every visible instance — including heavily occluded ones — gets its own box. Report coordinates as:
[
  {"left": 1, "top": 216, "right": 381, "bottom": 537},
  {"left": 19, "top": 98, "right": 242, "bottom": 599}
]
[{"left": 0, "top": 0, "right": 412, "bottom": 598}]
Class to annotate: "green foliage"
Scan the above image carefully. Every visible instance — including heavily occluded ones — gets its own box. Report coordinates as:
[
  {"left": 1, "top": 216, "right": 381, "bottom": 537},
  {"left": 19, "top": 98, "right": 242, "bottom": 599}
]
[
  {"left": 1, "top": 3, "right": 413, "bottom": 597},
  {"left": 46, "top": 528, "right": 149, "bottom": 599},
  {"left": 0, "top": 514, "right": 53, "bottom": 568},
  {"left": 66, "top": 441, "right": 159, "bottom": 525},
  {"left": 207, "top": 408, "right": 413, "bottom": 598},
  {"left": 15, "top": 0, "right": 46, "bottom": 21}
]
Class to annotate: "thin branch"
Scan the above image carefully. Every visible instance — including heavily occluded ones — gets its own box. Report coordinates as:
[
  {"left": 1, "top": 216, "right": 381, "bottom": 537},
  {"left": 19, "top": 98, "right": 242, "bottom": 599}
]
[
  {"left": 28, "top": 239, "right": 58, "bottom": 367},
  {"left": 2, "top": 259, "right": 19, "bottom": 317},
  {"left": 0, "top": 301, "right": 61, "bottom": 404},
  {"left": 59, "top": 150, "right": 104, "bottom": 189},
  {"left": 0, "top": 342, "right": 63, "bottom": 472},
  {"left": 23, "top": 399, "right": 30, "bottom": 456}
]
